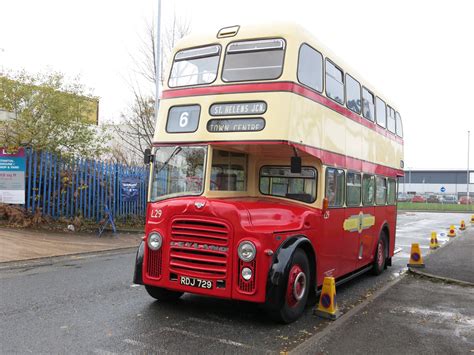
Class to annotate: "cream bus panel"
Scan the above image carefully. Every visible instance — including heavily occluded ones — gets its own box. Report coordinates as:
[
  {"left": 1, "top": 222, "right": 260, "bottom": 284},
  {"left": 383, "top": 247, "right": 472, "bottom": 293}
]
[
  {"left": 155, "top": 92, "right": 293, "bottom": 144},
  {"left": 155, "top": 91, "right": 404, "bottom": 172}
]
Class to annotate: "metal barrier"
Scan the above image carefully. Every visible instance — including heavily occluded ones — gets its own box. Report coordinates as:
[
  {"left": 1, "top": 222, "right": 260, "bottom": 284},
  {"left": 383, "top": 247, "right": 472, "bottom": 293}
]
[{"left": 24, "top": 150, "right": 148, "bottom": 221}]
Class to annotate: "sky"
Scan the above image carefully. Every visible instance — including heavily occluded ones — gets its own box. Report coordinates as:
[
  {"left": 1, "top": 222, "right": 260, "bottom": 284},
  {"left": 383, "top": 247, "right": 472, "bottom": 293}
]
[{"left": 1, "top": 0, "right": 473, "bottom": 170}]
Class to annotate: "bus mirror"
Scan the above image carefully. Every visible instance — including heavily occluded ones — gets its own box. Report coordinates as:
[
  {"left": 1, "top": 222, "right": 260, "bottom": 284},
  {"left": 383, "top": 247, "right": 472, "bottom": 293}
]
[
  {"left": 323, "top": 197, "right": 329, "bottom": 211},
  {"left": 144, "top": 148, "right": 152, "bottom": 165},
  {"left": 291, "top": 156, "right": 302, "bottom": 174}
]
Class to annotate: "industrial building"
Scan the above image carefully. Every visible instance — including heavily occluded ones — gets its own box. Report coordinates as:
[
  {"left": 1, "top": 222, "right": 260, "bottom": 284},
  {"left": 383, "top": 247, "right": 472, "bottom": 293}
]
[{"left": 399, "top": 170, "right": 474, "bottom": 196}]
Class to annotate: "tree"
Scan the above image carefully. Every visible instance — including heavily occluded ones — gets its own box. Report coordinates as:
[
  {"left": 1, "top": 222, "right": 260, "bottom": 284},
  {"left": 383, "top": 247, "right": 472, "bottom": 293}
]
[
  {"left": 113, "top": 15, "right": 190, "bottom": 165},
  {"left": 0, "top": 70, "right": 109, "bottom": 158}
]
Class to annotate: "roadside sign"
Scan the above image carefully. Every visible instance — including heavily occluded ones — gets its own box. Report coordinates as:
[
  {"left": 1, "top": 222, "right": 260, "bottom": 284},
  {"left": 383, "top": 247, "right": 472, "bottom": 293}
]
[
  {"left": 121, "top": 177, "right": 139, "bottom": 202},
  {"left": 440, "top": 186, "right": 446, "bottom": 193},
  {"left": 0, "top": 148, "right": 25, "bottom": 204}
]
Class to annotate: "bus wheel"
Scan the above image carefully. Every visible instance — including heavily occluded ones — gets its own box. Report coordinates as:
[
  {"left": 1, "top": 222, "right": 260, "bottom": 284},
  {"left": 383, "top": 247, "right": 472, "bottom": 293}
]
[
  {"left": 267, "top": 249, "right": 310, "bottom": 324},
  {"left": 145, "top": 285, "right": 183, "bottom": 301},
  {"left": 372, "top": 232, "right": 387, "bottom": 276}
]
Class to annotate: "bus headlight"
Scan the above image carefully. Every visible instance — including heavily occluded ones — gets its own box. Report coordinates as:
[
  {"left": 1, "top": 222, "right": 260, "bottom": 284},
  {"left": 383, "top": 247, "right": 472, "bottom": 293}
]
[
  {"left": 148, "top": 232, "right": 163, "bottom": 251},
  {"left": 238, "top": 241, "right": 256, "bottom": 262}
]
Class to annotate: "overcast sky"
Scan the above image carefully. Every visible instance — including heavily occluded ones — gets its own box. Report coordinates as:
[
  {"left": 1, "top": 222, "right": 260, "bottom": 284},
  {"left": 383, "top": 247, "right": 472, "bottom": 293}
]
[{"left": 1, "top": 0, "right": 473, "bottom": 170}]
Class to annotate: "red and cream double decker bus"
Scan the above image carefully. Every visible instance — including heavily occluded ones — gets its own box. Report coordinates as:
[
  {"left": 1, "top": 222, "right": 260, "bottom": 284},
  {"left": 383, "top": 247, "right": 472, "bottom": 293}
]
[{"left": 133, "top": 23, "right": 404, "bottom": 323}]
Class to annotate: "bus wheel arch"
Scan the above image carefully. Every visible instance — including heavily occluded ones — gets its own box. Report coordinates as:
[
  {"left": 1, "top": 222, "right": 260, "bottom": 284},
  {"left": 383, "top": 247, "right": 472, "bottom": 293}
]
[
  {"left": 264, "top": 235, "right": 316, "bottom": 323},
  {"left": 298, "top": 241, "right": 317, "bottom": 304},
  {"left": 381, "top": 223, "right": 390, "bottom": 262}
]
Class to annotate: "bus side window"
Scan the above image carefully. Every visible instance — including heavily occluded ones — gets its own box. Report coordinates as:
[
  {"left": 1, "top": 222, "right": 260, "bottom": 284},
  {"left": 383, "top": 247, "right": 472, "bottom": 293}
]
[
  {"left": 387, "top": 106, "right": 396, "bottom": 134},
  {"left": 297, "top": 44, "right": 323, "bottom": 93},
  {"left": 326, "top": 167, "right": 345, "bottom": 207},
  {"left": 346, "top": 74, "right": 361, "bottom": 114},
  {"left": 395, "top": 112, "right": 403, "bottom": 138},
  {"left": 362, "top": 174, "right": 375, "bottom": 205},
  {"left": 375, "top": 97, "right": 387, "bottom": 128},
  {"left": 362, "top": 87, "right": 375, "bottom": 121},
  {"left": 375, "top": 176, "right": 387, "bottom": 205},
  {"left": 387, "top": 178, "right": 396, "bottom": 205},
  {"left": 325, "top": 59, "right": 345, "bottom": 105},
  {"left": 346, "top": 172, "right": 361, "bottom": 206}
]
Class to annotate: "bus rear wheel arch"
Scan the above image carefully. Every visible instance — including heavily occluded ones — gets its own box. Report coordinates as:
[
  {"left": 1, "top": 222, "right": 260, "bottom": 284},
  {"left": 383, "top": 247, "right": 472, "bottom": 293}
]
[{"left": 372, "top": 229, "right": 388, "bottom": 276}]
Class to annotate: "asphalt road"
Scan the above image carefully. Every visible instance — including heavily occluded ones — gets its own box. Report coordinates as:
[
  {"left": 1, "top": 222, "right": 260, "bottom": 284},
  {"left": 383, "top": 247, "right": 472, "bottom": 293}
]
[{"left": 0, "top": 212, "right": 471, "bottom": 354}]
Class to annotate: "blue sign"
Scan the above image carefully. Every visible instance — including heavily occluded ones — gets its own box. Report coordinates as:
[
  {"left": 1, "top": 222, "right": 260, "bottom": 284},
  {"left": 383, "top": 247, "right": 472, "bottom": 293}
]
[
  {"left": 121, "top": 178, "right": 139, "bottom": 202},
  {"left": 0, "top": 148, "right": 25, "bottom": 204},
  {"left": 440, "top": 186, "right": 446, "bottom": 193}
]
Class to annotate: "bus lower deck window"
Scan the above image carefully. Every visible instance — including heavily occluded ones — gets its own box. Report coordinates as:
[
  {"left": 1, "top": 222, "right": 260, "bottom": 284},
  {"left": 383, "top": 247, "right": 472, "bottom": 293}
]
[
  {"left": 325, "top": 168, "right": 345, "bottom": 207},
  {"left": 259, "top": 166, "right": 317, "bottom": 203}
]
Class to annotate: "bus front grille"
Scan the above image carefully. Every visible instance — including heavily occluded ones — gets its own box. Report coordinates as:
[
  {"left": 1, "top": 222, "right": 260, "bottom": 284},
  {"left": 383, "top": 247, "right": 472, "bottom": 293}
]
[{"left": 169, "top": 218, "right": 230, "bottom": 279}]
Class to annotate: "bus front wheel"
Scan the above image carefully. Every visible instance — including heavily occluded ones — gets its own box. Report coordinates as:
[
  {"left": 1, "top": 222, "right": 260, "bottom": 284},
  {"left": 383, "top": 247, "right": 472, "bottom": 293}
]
[
  {"left": 372, "top": 232, "right": 387, "bottom": 276},
  {"left": 267, "top": 248, "right": 310, "bottom": 324},
  {"left": 145, "top": 285, "right": 184, "bottom": 301}
]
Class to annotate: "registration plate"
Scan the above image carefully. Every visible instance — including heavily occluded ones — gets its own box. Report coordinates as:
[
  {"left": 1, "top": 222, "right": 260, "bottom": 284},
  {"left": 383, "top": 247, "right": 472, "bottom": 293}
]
[{"left": 180, "top": 276, "right": 213, "bottom": 289}]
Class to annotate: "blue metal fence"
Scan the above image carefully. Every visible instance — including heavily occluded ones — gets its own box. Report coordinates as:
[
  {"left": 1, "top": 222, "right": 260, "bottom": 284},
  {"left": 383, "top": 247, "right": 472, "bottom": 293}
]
[{"left": 25, "top": 150, "right": 148, "bottom": 221}]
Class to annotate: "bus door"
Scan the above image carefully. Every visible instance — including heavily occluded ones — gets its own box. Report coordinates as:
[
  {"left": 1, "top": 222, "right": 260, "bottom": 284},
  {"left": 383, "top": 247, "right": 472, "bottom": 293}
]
[
  {"left": 358, "top": 174, "right": 376, "bottom": 269},
  {"left": 343, "top": 171, "right": 364, "bottom": 273},
  {"left": 325, "top": 168, "right": 357, "bottom": 276}
]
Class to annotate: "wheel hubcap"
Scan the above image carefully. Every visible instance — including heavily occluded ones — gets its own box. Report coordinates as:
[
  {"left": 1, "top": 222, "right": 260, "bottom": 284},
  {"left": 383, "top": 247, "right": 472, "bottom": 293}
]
[
  {"left": 293, "top": 272, "right": 306, "bottom": 301},
  {"left": 286, "top": 265, "right": 306, "bottom": 307}
]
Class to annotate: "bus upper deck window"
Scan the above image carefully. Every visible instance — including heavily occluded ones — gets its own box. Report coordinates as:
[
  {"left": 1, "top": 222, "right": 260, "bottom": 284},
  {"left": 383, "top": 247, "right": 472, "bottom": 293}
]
[
  {"left": 169, "top": 45, "right": 221, "bottom": 88},
  {"left": 362, "top": 87, "right": 375, "bottom": 121},
  {"left": 395, "top": 112, "right": 403, "bottom": 138},
  {"left": 222, "top": 38, "right": 285, "bottom": 82},
  {"left": 375, "top": 97, "right": 387, "bottom": 128}
]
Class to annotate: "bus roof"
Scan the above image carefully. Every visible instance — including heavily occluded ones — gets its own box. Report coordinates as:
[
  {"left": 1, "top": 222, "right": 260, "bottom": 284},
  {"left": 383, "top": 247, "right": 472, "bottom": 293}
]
[{"left": 166, "top": 22, "right": 398, "bottom": 109}]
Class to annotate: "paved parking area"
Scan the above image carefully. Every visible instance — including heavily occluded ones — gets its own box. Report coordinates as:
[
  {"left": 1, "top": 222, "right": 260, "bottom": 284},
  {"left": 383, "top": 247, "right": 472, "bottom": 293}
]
[
  {"left": 0, "top": 212, "right": 472, "bottom": 354},
  {"left": 0, "top": 227, "right": 141, "bottom": 263}
]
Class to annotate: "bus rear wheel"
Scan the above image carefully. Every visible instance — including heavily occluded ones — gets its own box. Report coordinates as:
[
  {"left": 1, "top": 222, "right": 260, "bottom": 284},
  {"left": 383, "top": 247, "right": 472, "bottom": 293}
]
[
  {"left": 145, "top": 285, "right": 184, "bottom": 301},
  {"left": 267, "top": 249, "right": 310, "bottom": 324},
  {"left": 372, "top": 232, "right": 387, "bottom": 276}
]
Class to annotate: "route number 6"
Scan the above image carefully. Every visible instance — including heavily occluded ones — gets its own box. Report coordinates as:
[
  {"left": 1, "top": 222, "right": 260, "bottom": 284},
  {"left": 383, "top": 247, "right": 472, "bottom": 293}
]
[{"left": 179, "top": 112, "right": 189, "bottom": 127}]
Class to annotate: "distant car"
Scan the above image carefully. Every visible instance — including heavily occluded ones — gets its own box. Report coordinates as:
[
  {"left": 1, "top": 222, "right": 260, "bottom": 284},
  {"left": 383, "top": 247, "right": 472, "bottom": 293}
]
[
  {"left": 397, "top": 193, "right": 412, "bottom": 202},
  {"left": 459, "top": 196, "right": 473, "bottom": 205},
  {"left": 427, "top": 194, "right": 440, "bottom": 203},
  {"left": 412, "top": 195, "right": 426, "bottom": 203},
  {"left": 440, "top": 195, "right": 458, "bottom": 204}
]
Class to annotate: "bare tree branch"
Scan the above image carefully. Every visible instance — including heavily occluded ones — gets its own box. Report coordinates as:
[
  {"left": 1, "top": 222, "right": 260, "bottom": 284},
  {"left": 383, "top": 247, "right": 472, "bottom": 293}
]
[{"left": 112, "top": 13, "right": 190, "bottom": 165}]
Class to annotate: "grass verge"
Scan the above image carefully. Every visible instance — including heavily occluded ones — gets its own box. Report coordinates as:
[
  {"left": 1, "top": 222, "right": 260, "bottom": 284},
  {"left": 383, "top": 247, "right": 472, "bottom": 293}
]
[{"left": 398, "top": 202, "right": 474, "bottom": 212}]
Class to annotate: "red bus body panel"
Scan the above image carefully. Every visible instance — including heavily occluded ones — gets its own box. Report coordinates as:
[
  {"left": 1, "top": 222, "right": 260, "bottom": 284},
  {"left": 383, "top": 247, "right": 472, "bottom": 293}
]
[{"left": 142, "top": 196, "right": 395, "bottom": 303}]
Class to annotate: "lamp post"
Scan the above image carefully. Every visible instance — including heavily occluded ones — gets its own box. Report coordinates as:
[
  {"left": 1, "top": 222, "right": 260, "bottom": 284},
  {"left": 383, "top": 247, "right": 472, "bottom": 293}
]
[
  {"left": 154, "top": 0, "right": 162, "bottom": 124},
  {"left": 468, "top": 130, "right": 471, "bottom": 203}
]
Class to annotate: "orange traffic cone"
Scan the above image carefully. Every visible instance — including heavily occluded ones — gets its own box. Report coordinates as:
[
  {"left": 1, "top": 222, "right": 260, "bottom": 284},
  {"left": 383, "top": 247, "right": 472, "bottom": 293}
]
[
  {"left": 429, "top": 232, "right": 439, "bottom": 249},
  {"left": 459, "top": 220, "right": 466, "bottom": 231},
  {"left": 448, "top": 225, "right": 456, "bottom": 238},
  {"left": 407, "top": 243, "right": 425, "bottom": 268},
  {"left": 314, "top": 277, "right": 341, "bottom": 320}
]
